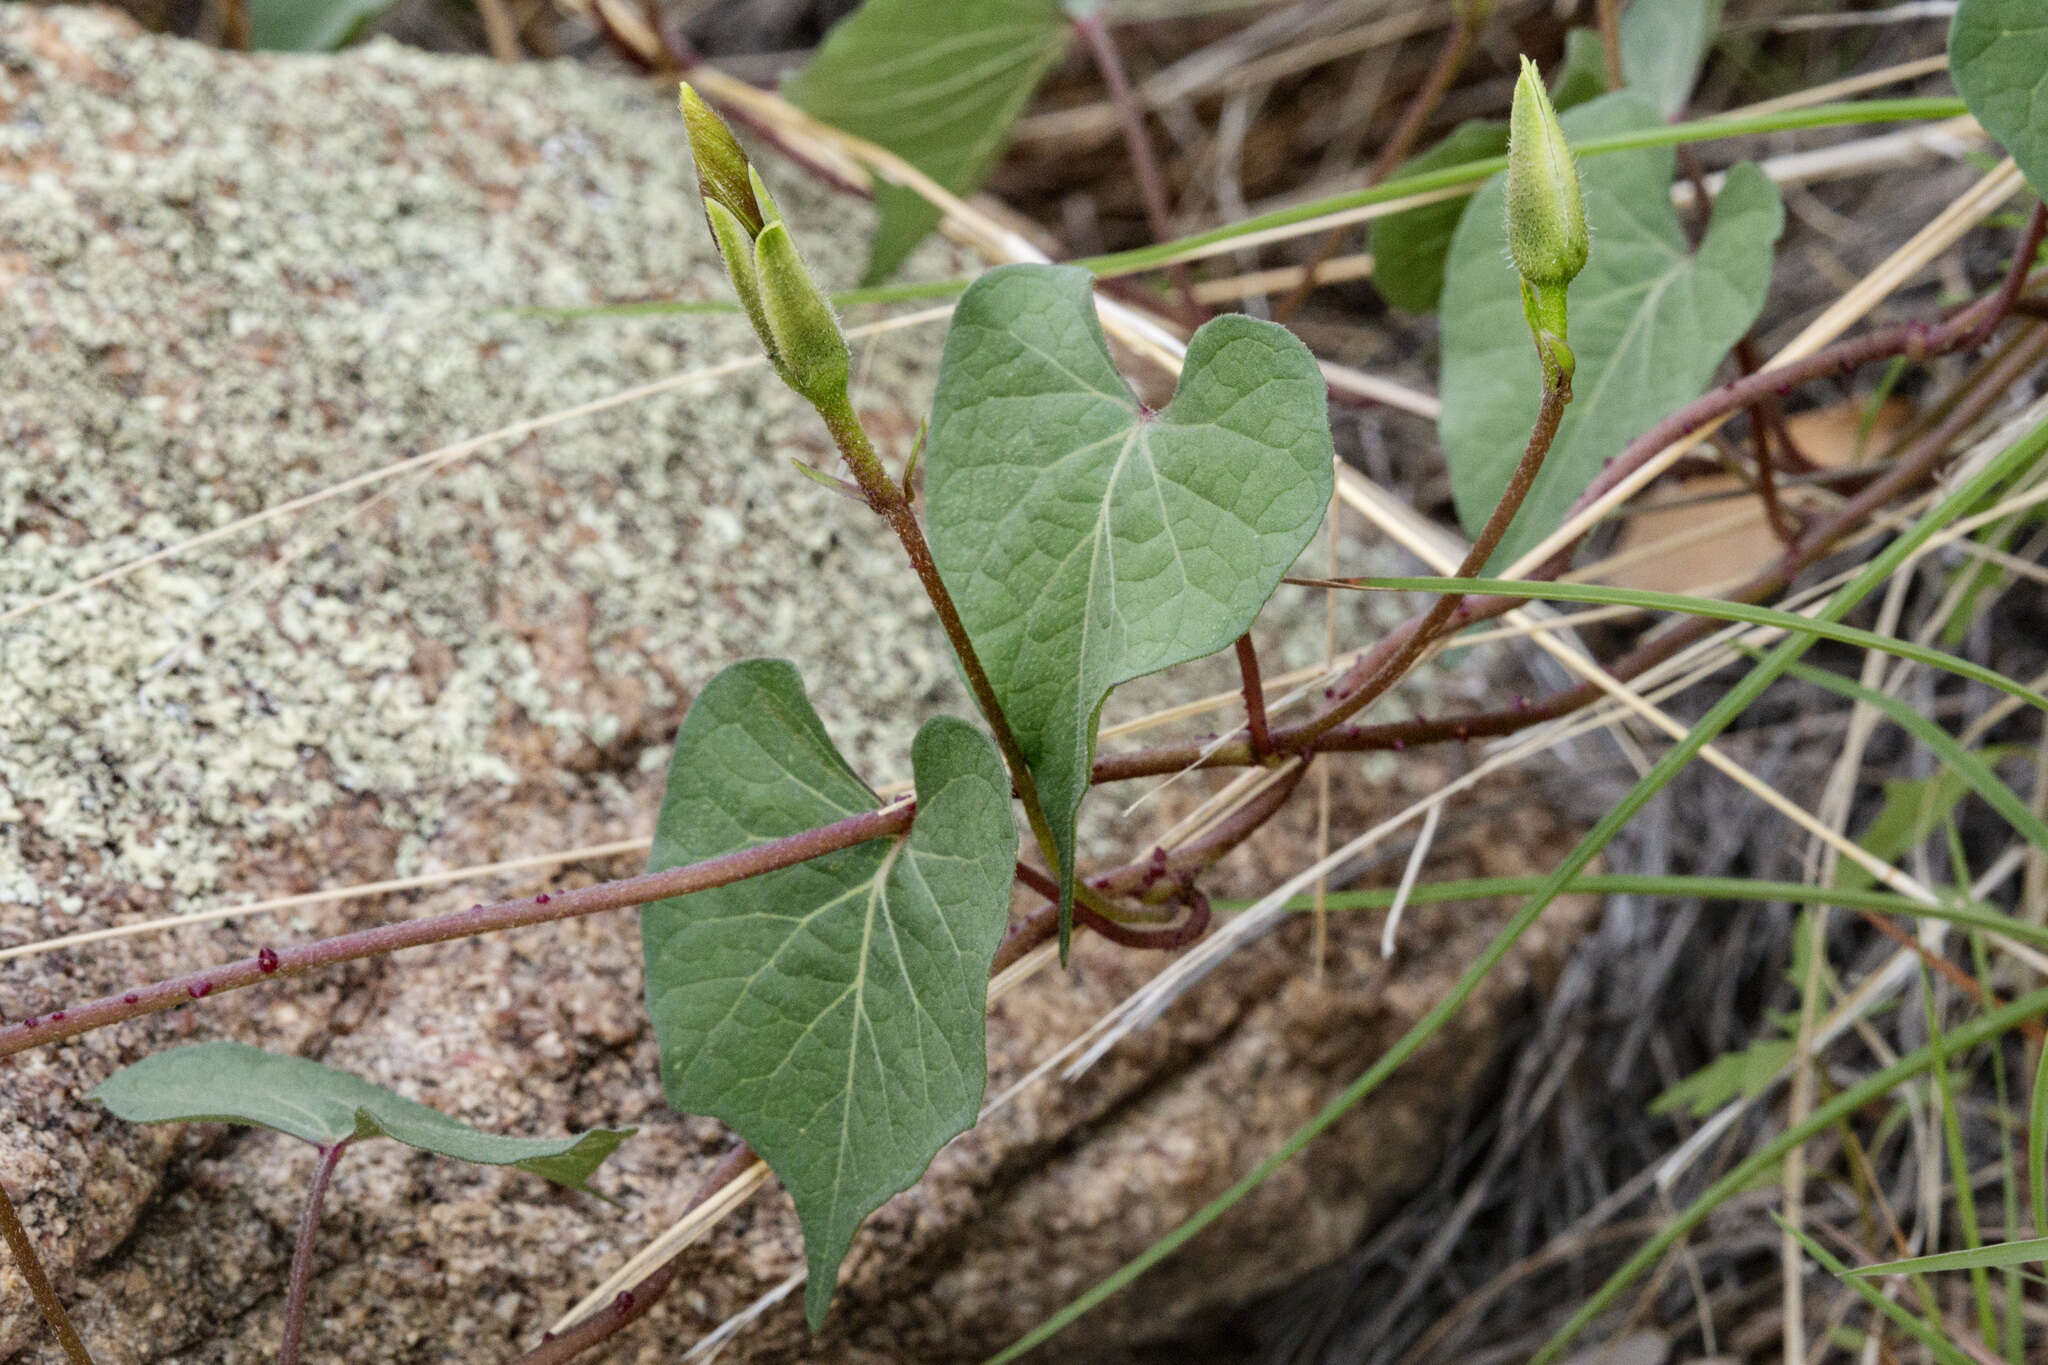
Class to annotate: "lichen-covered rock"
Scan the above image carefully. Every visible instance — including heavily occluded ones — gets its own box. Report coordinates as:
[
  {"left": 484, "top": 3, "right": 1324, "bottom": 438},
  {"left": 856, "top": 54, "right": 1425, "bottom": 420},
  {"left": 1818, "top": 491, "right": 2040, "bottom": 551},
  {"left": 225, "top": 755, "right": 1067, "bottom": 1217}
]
[{"left": 0, "top": 9, "right": 1593, "bottom": 1362}]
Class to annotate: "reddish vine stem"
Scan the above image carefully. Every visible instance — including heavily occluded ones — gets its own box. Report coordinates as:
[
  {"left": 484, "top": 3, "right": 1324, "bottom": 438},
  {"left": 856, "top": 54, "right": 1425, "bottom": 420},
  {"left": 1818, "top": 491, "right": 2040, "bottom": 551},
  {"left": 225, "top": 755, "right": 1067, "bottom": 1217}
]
[
  {"left": 278, "top": 1138, "right": 351, "bottom": 1365},
  {"left": 1732, "top": 335, "right": 1799, "bottom": 543},
  {"left": 0, "top": 802, "right": 912, "bottom": 1060},
  {"left": 509, "top": 1142, "right": 758, "bottom": 1365},
  {"left": 1233, "top": 634, "right": 1273, "bottom": 757},
  {"left": 1289, "top": 374, "right": 1571, "bottom": 748},
  {"left": 1072, "top": 11, "right": 1202, "bottom": 321},
  {"left": 0, "top": 1177, "right": 94, "bottom": 1365},
  {"left": 1274, "top": 13, "right": 1477, "bottom": 322},
  {"left": 20, "top": 305, "right": 2035, "bottom": 1060}
]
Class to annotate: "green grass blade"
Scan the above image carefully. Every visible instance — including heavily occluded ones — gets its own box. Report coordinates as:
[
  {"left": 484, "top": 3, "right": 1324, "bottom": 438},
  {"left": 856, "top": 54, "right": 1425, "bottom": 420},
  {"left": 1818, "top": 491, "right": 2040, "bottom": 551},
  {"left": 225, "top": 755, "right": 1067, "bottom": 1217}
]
[
  {"left": 1921, "top": 970, "right": 1999, "bottom": 1344},
  {"left": 1339, "top": 576, "right": 2048, "bottom": 720},
  {"left": 1781, "top": 658, "right": 2048, "bottom": 855},
  {"left": 1846, "top": 1236, "right": 2048, "bottom": 1276},
  {"left": 1075, "top": 99, "right": 1965, "bottom": 280},
  {"left": 1776, "top": 1213, "right": 1978, "bottom": 1365},
  {"left": 986, "top": 409, "right": 2048, "bottom": 1365},
  {"left": 1230, "top": 874, "right": 2048, "bottom": 953},
  {"left": 2031, "top": 1028, "right": 2048, "bottom": 1238}
]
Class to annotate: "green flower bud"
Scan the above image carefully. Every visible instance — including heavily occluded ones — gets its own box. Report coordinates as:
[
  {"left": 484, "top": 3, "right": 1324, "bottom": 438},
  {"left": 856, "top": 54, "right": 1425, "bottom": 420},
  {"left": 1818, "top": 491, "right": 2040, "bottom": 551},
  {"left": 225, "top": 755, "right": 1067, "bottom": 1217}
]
[
  {"left": 755, "top": 222, "right": 850, "bottom": 407},
  {"left": 679, "top": 83, "right": 762, "bottom": 234},
  {"left": 1504, "top": 55, "right": 1588, "bottom": 291},
  {"left": 678, "top": 81, "right": 850, "bottom": 408}
]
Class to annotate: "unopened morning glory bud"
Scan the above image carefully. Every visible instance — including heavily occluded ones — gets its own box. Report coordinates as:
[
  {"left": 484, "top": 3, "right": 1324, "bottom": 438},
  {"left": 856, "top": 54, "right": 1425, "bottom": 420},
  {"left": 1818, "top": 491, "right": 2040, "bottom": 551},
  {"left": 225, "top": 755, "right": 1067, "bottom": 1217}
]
[
  {"left": 1505, "top": 55, "right": 1587, "bottom": 289},
  {"left": 678, "top": 83, "right": 851, "bottom": 408},
  {"left": 1504, "top": 55, "right": 1587, "bottom": 383},
  {"left": 756, "top": 222, "right": 851, "bottom": 408},
  {"left": 680, "top": 83, "right": 762, "bottom": 234}
]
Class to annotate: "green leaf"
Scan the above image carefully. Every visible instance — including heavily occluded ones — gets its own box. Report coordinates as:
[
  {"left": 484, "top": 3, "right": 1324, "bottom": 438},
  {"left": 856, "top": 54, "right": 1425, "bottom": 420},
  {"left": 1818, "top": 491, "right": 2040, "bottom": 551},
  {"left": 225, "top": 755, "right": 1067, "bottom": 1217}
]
[
  {"left": 1620, "top": 0, "right": 1724, "bottom": 118},
  {"left": 247, "top": 0, "right": 399, "bottom": 50},
  {"left": 1650, "top": 1037, "right": 1794, "bottom": 1117},
  {"left": 89, "top": 1042, "right": 631, "bottom": 1191},
  {"left": 1368, "top": 120, "right": 1508, "bottom": 315},
  {"left": 1950, "top": 0, "right": 2048, "bottom": 196},
  {"left": 1835, "top": 770, "right": 1976, "bottom": 893},
  {"left": 784, "top": 0, "right": 1073, "bottom": 283},
  {"left": 924, "top": 264, "right": 1334, "bottom": 937},
  {"left": 1846, "top": 1236, "right": 2048, "bottom": 1277},
  {"left": 1551, "top": 29, "right": 1611, "bottom": 112},
  {"left": 1439, "top": 93, "right": 1784, "bottom": 568},
  {"left": 639, "top": 660, "right": 1016, "bottom": 1328}
]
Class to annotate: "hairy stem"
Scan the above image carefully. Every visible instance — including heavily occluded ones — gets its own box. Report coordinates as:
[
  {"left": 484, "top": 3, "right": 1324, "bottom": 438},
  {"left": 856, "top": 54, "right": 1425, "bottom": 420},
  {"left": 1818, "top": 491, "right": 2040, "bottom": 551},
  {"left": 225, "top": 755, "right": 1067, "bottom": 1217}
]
[
  {"left": 1275, "top": 14, "right": 1476, "bottom": 322},
  {"left": 279, "top": 1139, "right": 350, "bottom": 1365},
  {"left": 0, "top": 802, "right": 912, "bottom": 1060},
  {"left": 0, "top": 1178, "right": 94, "bottom": 1365}
]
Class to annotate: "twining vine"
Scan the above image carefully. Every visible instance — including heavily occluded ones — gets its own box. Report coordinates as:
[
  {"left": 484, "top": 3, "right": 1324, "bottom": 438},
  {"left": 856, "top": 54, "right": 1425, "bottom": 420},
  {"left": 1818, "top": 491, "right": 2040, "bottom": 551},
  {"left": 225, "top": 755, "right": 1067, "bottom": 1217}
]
[{"left": 4, "top": 0, "right": 2047, "bottom": 1361}]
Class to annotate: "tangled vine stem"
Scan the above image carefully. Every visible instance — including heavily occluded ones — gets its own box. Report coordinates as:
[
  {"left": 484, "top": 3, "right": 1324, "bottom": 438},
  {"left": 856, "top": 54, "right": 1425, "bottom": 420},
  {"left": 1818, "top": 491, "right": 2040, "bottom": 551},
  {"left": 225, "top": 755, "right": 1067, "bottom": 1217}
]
[
  {"left": 12, "top": 258, "right": 2040, "bottom": 1067},
  {"left": 0, "top": 1177, "right": 94, "bottom": 1365}
]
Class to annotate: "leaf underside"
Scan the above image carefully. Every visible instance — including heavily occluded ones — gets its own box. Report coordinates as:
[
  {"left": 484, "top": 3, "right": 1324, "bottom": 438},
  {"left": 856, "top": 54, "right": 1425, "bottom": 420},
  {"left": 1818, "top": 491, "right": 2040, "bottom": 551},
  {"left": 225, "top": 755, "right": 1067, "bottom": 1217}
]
[
  {"left": 1619, "top": 0, "right": 1725, "bottom": 118},
  {"left": 1440, "top": 92, "right": 1784, "bottom": 569},
  {"left": 924, "top": 264, "right": 1336, "bottom": 939},
  {"left": 639, "top": 660, "right": 1015, "bottom": 1327},
  {"left": 89, "top": 1041, "right": 631, "bottom": 1191},
  {"left": 1950, "top": 0, "right": 2048, "bottom": 197},
  {"left": 783, "top": 0, "right": 1072, "bottom": 283}
]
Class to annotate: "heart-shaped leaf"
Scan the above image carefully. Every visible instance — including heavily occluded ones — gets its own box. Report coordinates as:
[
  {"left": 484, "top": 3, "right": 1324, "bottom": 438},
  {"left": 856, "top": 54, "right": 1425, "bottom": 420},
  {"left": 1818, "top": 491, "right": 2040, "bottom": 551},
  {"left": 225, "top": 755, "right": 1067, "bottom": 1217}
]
[
  {"left": 1950, "top": 0, "right": 2048, "bottom": 196},
  {"left": 1440, "top": 92, "right": 1784, "bottom": 568},
  {"left": 639, "top": 660, "right": 1016, "bottom": 1328},
  {"left": 1620, "top": 0, "right": 1724, "bottom": 117},
  {"left": 90, "top": 1042, "right": 632, "bottom": 1191},
  {"left": 784, "top": 0, "right": 1072, "bottom": 284},
  {"left": 1369, "top": 120, "right": 1510, "bottom": 315},
  {"left": 924, "top": 264, "right": 1335, "bottom": 934}
]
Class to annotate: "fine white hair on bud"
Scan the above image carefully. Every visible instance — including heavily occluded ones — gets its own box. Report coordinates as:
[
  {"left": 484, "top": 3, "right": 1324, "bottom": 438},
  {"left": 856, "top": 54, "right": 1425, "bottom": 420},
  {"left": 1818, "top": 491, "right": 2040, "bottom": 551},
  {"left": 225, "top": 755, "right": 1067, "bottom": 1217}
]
[{"left": 1504, "top": 55, "right": 1589, "bottom": 290}]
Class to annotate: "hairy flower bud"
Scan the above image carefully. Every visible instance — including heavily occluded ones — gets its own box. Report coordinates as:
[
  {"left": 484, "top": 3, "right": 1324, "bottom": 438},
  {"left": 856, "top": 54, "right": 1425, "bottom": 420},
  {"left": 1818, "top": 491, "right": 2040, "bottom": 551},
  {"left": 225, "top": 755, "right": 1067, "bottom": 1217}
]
[
  {"left": 678, "top": 82, "right": 849, "bottom": 407},
  {"left": 756, "top": 222, "right": 851, "bottom": 407},
  {"left": 1504, "top": 55, "right": 1588, "bottom": 290},
  {"left": 1505, "top": 56, "right": 1587, "bottom": 384},
  {"left": 680, "top": 83, "right": 762, "bottom": 234}
]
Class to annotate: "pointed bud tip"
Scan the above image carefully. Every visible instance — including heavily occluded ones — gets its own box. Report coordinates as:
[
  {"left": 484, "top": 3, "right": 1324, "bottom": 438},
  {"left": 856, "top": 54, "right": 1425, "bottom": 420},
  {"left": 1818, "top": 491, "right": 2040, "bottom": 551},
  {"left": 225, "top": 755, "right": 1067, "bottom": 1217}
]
[
  {"left": 679, "top": 82, "right": 763, "bottom": 235},
  {"left": 1505, "top": 55, "right": 1589, "bottom": 291}
]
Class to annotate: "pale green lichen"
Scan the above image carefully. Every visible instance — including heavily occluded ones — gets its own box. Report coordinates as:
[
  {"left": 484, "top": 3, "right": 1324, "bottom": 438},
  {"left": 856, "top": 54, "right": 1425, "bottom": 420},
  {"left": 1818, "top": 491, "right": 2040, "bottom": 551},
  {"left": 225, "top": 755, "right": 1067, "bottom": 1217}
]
[{"left": 0, "top": 8, "right": 970, "bottom": 913}]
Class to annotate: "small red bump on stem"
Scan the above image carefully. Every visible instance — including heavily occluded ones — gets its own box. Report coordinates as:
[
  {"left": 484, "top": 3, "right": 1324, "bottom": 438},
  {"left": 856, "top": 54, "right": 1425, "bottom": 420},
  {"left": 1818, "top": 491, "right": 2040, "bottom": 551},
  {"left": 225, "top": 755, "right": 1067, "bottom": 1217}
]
[
  {"left": 612, "top": 1291, "right": 634, "bottom": 1311},
  {"left": 21, "top": 1017, "right": 36, "bottom": 1030},
  {"left": 123, "top": 993, "right": 140, "bottom": 1004},
  {"left": 257, "top": 947, "right": 280, "bottom": 974},
  {"left": 48, "top": 1012, "right": 63, "bottom": 1022},
  {"left": 188, "top": 982, "right": 212, "bottom": 1000},
  {"left": 535, "top": 893, "right": 551, "bottom": 905}
]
